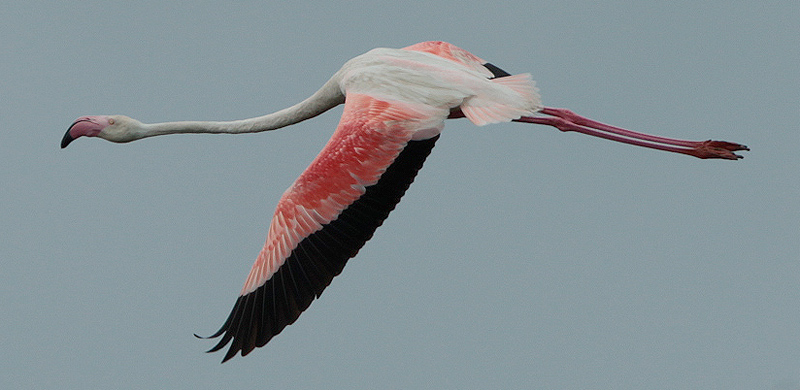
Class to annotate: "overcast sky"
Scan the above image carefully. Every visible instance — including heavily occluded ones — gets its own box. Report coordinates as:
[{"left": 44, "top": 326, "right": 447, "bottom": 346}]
[{"left": 2, "top": 1, "right": 798, "bottom": 389}]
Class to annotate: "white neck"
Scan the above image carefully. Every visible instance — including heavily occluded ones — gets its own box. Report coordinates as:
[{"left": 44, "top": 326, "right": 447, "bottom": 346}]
[{"left": 136, "top": 77, "right": 344, "bottom": 139}]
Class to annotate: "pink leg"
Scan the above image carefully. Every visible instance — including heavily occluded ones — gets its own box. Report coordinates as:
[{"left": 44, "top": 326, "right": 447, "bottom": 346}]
[{"left": 514, "top": 107, "right": 748, "bottom": 160}]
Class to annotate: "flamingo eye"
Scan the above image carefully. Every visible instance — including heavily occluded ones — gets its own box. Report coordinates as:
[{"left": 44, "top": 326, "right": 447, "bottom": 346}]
[{"left": 108, "top": 118, "right": 115, "bottom": 125}]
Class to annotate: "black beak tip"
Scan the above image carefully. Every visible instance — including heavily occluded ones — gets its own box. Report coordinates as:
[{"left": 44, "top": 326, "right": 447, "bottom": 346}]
[{"left": 61, "top": 130, "right": 74, "bottom": 149}]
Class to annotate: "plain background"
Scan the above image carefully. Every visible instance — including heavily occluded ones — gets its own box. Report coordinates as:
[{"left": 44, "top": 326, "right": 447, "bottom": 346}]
[{"left": 2, "top": 1, "right": 798, "bottom": 389}]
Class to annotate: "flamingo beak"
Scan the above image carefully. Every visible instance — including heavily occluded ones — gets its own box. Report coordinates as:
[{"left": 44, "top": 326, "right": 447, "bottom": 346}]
[
  {"left": 61, "top": 116, "right": 108, "bottom": 148},
  {"left": 60, "top": 127, "right": 77, "bottom": 148}
]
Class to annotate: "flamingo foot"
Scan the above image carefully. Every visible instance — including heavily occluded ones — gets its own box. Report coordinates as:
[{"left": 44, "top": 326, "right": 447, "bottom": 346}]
[{"left": 688, "top": 140, "right": 749, "bottom": 160}]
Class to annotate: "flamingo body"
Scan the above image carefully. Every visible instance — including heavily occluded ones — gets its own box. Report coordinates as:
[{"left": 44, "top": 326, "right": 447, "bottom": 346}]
[{"left": 62, "top": 41, "right": 747, "bottom": 362}]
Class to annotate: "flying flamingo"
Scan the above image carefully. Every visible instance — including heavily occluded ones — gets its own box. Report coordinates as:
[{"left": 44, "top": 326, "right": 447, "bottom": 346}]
[{"left": 62, "top": 41, "right": 748, "bottom": 362}]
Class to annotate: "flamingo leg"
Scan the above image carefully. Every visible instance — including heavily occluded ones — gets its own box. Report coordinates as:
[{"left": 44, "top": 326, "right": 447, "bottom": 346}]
[{"left": 514, "top": 107, "right": 748, "bottom": 160}]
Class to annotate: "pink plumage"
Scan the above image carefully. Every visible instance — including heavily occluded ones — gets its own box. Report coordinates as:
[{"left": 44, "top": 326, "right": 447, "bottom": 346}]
[{"left": 242, "top": 94, "right": 444, "bottom": 296}]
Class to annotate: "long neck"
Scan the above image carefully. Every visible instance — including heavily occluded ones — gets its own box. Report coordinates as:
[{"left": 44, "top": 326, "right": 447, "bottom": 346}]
[{"left": 138, "top": 77, "right": 344, "bottom": 139}]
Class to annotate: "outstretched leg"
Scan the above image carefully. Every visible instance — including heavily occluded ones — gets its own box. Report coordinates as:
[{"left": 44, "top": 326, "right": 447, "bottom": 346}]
[{"left": 514, "top": 107, "right": 748, "bottom": 160}]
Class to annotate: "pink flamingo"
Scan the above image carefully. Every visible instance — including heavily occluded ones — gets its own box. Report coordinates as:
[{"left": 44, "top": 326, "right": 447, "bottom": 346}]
[{"left": 62, "top": 41, "right": 747, "bottom": 362}]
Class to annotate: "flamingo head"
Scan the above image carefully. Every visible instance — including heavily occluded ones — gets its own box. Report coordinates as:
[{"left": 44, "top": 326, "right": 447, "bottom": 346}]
[{"left": 61, "top": 115, "right": 140, "bottom": 148}]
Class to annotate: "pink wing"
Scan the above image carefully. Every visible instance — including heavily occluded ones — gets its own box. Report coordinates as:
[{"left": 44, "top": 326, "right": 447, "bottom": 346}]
[
  {"left": 203, "top": 94, "right": 447, "bottom": 361},
  {"left": 403, "top": 41, "right": 492, "bottom": 77}
]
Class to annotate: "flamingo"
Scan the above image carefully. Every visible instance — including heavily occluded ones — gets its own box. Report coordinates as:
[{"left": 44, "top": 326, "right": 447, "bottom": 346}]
[{"left": 62, "top": 41, "right": 748, "bottom": 362}]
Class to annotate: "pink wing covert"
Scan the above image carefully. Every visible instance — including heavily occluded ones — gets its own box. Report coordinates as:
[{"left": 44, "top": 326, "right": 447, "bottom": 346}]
[
  {"left": 242, "top": 94, "right": 443, "bottom": 294},
  {"left": 403, "top": 41, "right": 492, "bottom": 77}
]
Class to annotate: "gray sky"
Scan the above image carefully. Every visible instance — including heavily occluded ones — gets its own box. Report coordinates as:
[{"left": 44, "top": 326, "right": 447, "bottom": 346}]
[{"left": 2, "top": 1, "right": 798, "bottom": 389}]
